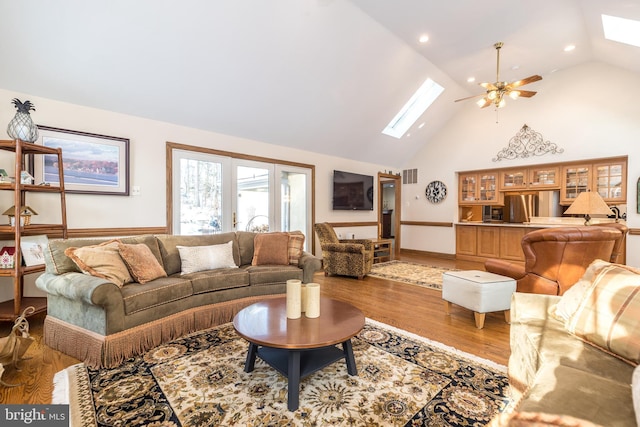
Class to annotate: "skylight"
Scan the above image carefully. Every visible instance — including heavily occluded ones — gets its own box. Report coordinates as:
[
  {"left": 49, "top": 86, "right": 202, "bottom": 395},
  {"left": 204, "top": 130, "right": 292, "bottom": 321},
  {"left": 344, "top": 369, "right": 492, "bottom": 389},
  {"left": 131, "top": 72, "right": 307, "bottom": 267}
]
[
  {"left": 602, "top": 14, "right": 640, "bottom": 48},
  {"left": 382, "top": 78, "right": 444, "bottom": 139}
]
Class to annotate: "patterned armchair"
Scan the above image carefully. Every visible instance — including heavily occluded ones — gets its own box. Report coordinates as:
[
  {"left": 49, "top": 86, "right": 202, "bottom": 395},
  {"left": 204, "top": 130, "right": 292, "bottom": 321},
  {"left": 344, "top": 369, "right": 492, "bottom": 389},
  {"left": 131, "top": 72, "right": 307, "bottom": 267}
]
[{"left": 314, "top": 223, "right": 374, "bottom": 279}]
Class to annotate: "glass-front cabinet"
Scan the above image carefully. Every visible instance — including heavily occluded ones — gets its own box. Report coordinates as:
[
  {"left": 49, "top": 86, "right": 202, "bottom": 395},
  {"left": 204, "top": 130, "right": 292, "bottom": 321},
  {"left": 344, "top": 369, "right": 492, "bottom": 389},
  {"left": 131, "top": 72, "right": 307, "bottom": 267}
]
[
  {"left": 561, "top": 164, "right": 590, "bottom": 203},
  {"left": 560, "top": 159, "right": 626, "bottom": 204},
  {"left": 500, "top": 166, "right": 559, "bottom": 190},
  {"left": 459, "top": 172, "right": 501, "bottom": 205},
  {"left": 529, "top": 166, "right": 559, "bottom": 188},
  {"left": 595, "top": 161, "right": 626, "bottom": 202}
]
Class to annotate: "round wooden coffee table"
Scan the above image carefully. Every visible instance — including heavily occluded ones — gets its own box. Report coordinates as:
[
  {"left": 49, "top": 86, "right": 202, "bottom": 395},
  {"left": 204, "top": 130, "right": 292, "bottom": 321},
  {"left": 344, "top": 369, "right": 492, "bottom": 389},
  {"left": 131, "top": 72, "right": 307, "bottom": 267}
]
[{"left": 233, "top": 296, "right": 365, "bottom": 411}]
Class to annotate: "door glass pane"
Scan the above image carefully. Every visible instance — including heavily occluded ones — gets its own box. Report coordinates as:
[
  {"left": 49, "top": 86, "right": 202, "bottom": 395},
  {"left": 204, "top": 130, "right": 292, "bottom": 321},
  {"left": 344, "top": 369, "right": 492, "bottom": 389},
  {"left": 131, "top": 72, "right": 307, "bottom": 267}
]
[
  {"left": 280, "top": 170, "right": 307, "bottom": 234},
  {"left": 237, "top": 166, "right": 270, "bottom": 232},
  {"left": 178, "top": 158, "right": 223, "bottom": 235}
]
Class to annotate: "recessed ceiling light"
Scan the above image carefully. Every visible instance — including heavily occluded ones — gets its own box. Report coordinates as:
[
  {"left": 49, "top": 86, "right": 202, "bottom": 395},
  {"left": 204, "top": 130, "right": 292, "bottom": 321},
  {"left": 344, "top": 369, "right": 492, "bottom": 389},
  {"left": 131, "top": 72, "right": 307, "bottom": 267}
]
[
  {"left": 564, "top": 44, "right": 576, "bottom": 52},
  {"left": 602, "top": 14, "right": 640, "bottom": 48},
  {"left": 467, "top": 77, "right": 475, "bottom": 83},
  {"left": 419, "top": 34, "right": 429, "bottom": 43},
  {"left": 511, "top": 65, "right": 520, "bottom": 70},
  {"left": 418, "top": 122, "right": 425, "bottom": 129}
]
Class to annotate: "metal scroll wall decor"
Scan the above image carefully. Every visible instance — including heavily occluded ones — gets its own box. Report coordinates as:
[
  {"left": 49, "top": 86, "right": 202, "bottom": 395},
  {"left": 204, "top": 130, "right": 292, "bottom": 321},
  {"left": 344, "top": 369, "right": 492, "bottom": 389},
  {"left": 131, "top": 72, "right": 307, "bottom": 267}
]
[{"left": 493, "top": 124, "right": 564, "bottom": 162}]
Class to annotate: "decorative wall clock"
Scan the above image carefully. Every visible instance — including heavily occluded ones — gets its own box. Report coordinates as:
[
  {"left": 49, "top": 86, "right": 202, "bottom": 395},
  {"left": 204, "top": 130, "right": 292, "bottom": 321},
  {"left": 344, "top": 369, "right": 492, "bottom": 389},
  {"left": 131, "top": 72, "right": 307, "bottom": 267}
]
[{"left": 425, "top": 180, "right": 447, "bottom": 204}]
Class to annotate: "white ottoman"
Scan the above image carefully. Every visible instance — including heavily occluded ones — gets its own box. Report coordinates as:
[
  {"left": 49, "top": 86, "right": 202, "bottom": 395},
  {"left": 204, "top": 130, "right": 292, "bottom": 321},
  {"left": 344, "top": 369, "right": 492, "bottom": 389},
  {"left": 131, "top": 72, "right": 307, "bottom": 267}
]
[{"left": 442, "top": 270, "right": 516, "bottom": 329}]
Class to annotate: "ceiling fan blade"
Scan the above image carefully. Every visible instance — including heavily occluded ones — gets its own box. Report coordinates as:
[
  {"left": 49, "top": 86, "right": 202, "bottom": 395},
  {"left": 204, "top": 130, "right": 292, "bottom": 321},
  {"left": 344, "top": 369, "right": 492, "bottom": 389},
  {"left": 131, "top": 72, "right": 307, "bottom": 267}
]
[
  {"left": 509, "top": 75, "right": 542, "bottom": 88},
  {"left": 515, "top": 90, "right": 537, "bottom": 98},
  {"left": 454, "top": 93, "right": 485, "bottom": 102}
]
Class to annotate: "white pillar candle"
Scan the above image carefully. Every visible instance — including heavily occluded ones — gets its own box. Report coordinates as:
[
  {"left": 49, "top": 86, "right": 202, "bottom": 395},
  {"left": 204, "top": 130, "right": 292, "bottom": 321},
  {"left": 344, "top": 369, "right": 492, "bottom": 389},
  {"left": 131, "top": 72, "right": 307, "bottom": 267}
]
[
  {"left": 286, "top": 279, "right": 302, "bottom": 319},
  {"left": 305, "top": 283, "right": 321, "bottom": 318},
  {"left": 300, "top": 284, "right": 307, "bottom": 313}
]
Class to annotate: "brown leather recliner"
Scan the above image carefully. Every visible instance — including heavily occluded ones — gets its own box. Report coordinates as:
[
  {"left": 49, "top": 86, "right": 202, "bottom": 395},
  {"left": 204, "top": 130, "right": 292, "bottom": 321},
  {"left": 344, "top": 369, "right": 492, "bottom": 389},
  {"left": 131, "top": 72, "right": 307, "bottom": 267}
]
[{"left": 484, "top": 223, "right": 627, "bottom": 295}]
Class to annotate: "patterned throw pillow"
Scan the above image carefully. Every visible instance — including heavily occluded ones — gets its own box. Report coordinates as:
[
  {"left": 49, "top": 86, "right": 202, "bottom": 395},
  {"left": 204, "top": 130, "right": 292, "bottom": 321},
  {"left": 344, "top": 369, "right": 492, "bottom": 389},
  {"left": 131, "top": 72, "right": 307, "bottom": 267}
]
[
  {"left": 64, "top": 239, "right": 133, "bottom": 287},
  {"left": 118, "top": 243, "right": 167, "bottom": 284},
  {"left": 565, "top": 261, "right": 640, "bottom": 364},
  {"left": 288, "top": 231, "right": 305, "bottom": 265},
  {"left": 252, "top": 232, "right": 290, "bottom": 266},
  {"left": 176, "top": 241, "right": 237, "bottom": 275}
]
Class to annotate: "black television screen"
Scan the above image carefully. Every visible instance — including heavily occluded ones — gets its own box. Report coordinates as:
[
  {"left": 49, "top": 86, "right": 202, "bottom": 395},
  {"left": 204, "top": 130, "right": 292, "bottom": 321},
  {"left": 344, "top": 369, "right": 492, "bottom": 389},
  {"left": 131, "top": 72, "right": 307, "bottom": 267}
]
[{"left": 332, "top": 170, "right": 374, "bottom": 210}]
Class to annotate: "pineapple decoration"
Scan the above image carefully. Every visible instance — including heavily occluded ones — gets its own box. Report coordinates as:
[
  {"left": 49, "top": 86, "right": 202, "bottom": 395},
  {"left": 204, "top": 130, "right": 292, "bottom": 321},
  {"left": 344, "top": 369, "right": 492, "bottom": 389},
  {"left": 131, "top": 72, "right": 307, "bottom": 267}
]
[{"left": 7, "top": 98, "right": 38, "bottom": 142}]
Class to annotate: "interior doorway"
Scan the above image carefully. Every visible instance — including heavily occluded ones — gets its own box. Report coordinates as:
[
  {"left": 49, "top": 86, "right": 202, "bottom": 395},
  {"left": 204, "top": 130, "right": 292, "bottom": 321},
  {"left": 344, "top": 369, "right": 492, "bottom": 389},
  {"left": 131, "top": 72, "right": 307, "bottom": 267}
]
[{"left": 378, "top": 172, "right": 401, "bottom": 258}]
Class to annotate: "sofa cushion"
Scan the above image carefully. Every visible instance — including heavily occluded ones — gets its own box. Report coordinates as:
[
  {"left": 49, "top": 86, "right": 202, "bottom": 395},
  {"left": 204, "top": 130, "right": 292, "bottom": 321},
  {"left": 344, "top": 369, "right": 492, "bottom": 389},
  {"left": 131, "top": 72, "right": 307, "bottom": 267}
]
[
  {"left": 245, "top": 264, "right": 303, "bottom": 285},
  {"left": 177, "top": 241, "right": 237, "bottom": 274},
  {"left": 252, "top": 232, "right": 290, "bottom": 265},
  {"left": 565, "top": 261, "right": 640, "bottom": 364},
  {"left": 186, "top": 268, "right": 249, "bottom": 294},
  {"left": 517, "top": 364, "right": 635, "bottom": 427},
  {"left": 118, "top": 243, "right": 167, "bottom": 284},
  {"left": 120, "top": 276, "right": 193, "bottom": 315},
  {"left": 64, "top": 240, "right": 133, "bottom": 287},
  {"left": 236, "top": 231, "right": 257, "bottom": 266},
  {"left": 288, "top": 231, "right": 305, "bottom": 265}
]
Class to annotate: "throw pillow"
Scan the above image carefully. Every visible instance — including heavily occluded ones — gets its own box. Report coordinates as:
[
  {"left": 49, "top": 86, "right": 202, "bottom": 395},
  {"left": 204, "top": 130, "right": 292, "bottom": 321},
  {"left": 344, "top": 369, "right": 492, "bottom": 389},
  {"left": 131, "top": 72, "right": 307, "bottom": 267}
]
[
  {"left": 177, "top": 241, "right": 237, "bottom": 274},
  {"left": 565, "top": 261, "right": 640, "bottom": 364},
  {"left": 64, "top": 240, "right": 133, "bottom": 287},
  {"left": 288, "top": 231, "right": 305, "bottom": 265},
  {"left": 118, "top": 243, "right": 167, "bottom": 284},
  {"left": 551, "top": 259, "right": 610, "bottom": 321},
  {"left": 252, "top": 232, "right": 290, "bottom": 266}
]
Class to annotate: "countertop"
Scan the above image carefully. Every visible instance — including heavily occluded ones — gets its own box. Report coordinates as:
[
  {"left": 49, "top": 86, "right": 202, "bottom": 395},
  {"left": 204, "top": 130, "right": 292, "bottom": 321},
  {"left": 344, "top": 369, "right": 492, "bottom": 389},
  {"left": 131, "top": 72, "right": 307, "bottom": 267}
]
[{"left": 457, "top": 218, "right": 626, "bottom": 228}]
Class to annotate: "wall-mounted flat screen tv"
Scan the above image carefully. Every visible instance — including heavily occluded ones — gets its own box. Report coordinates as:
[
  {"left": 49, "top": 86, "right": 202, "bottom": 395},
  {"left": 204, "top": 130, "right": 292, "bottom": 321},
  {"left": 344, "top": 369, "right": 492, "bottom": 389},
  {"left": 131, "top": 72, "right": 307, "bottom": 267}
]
[{"left": 332, "top": 170, "right": 374, "bottom": 210}]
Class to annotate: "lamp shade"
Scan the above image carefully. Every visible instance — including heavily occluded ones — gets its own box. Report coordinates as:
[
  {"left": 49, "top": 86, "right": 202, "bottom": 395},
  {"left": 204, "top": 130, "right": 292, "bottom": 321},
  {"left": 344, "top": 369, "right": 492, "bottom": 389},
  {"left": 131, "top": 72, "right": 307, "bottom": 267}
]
[{"left": 564, "top": 191, "right": 612, "bottom": 225}]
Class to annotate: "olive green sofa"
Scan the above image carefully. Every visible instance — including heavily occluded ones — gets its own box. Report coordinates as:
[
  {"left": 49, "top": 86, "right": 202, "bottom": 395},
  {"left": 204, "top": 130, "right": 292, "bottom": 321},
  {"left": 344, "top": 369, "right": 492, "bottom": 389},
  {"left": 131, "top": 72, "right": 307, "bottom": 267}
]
[{"left": 36, "top": 231, "right": 321, "bottom": 368}]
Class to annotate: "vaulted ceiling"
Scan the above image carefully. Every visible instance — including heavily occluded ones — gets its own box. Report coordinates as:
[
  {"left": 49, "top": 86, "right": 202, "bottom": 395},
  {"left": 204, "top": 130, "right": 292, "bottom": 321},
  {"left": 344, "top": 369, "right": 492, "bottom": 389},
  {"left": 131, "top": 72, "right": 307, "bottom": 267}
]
[{"left": 1, "top": 1, "right": 639, "bottom": 167}]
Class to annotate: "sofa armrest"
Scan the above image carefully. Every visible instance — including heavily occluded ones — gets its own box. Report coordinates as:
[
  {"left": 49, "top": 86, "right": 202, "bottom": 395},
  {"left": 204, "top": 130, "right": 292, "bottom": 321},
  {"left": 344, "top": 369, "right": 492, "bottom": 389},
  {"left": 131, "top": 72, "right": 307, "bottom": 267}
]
[
  {"left": 339, "top": 239, "right": 374, "bottom": 250},
  {"left": 485, "top": 258, "right": 526, "bottom": 280},
  {"left": 324, "top": 243, "right": 368, "bottom": 254},
  {"left": 36, "top": 272, "right": 121, "bottom": 307},
  {"left": 299, "top": 251, "right": 322, "bottom": 283}
]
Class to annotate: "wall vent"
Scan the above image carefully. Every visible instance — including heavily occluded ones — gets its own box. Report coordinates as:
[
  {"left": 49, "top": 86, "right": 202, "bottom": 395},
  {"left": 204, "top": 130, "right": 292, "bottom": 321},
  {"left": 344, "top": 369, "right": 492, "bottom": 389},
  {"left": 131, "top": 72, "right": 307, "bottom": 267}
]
[{"left": 403, "top": 169, "right": 418, "bottom": 184}]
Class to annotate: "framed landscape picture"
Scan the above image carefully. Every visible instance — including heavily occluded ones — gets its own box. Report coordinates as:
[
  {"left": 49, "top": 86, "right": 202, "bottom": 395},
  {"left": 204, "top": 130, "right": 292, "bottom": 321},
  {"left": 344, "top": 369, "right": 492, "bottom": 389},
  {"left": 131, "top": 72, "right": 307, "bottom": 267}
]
[{"left": 34, "top": 126, "right": 130, "bottom": 195}]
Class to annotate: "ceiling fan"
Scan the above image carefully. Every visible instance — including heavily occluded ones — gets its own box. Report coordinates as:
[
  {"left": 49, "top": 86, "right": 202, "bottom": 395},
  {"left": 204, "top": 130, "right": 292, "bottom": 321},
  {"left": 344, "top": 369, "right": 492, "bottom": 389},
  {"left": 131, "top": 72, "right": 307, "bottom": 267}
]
[{"left": 455, "top": 42, "right": 542, "bottom": 109}]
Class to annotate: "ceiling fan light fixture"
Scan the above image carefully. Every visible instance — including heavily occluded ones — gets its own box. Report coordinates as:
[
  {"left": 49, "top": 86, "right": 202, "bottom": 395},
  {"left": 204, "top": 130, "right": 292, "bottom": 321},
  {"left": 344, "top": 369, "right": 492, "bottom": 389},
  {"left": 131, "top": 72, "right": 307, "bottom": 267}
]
[
  {"left": 498, "top": 98, "right": 506, "bottom": 108},
  {"left": 509, "top": 90, "right": 521, "bottom": 100},
  {"left": 487, "top": 91, "right": 497, "bottom": 100},
  {"left": 476, "top": 98, "right": 487, "bottom": 108}
]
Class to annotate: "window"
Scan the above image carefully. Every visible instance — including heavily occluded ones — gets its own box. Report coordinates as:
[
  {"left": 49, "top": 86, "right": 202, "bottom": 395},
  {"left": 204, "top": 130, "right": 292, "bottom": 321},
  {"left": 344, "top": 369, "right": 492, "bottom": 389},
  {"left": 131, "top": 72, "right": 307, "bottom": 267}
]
[
  {"left": 382, "top": 78, "right": 444, "bottom": 139},
  {"left": 602, "top": 14, "right": 640, "bottom": 48}
]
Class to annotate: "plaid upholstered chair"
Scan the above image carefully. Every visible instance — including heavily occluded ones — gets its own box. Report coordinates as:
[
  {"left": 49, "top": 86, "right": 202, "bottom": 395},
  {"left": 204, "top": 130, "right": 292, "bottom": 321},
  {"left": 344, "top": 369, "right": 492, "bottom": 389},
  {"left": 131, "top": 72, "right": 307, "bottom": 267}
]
[{"left": 314, "top": 223, "right": 374, "bottom": 279}]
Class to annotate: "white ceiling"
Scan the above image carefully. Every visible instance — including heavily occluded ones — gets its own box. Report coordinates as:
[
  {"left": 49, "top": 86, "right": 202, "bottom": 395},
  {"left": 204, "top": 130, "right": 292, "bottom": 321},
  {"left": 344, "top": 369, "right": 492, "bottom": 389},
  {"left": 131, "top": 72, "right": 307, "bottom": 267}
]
[{"left": 1, "top": 0, "right": 639, "bottom": 167}]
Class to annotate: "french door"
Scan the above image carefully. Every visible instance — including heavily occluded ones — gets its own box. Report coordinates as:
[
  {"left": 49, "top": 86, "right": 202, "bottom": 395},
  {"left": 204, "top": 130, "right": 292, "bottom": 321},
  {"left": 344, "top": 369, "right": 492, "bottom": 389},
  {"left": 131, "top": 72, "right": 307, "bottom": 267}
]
[{"left": 171, "top": 149, "right": 312, "bottom": 246}]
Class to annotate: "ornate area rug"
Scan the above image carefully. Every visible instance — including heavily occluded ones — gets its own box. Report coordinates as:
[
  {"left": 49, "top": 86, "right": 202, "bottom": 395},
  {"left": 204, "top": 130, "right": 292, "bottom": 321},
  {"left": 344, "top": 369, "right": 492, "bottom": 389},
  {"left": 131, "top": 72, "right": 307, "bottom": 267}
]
[
  {"left": 54, "top": 319, "right": 512, "bottom": 426},
  {"left": 369, "top": 260, "right": 456, "bottom": 290}
]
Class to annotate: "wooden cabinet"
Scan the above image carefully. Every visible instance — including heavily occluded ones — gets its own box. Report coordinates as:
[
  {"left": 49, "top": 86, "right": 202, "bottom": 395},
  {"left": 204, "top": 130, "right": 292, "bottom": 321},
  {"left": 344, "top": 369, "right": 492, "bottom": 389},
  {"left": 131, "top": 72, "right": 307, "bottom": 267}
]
[
  {"left": 500, "top": 166, "right": 559, "bottom": 191},
  {"left": 0, "top": 139, "right": 67, "bottom": 321},
  {"left": 499, "top": 227, "right": 528, "bottom": 261},
  {"left": 459, "top": 172, "right": 502, "bottom": 205},
  {"left": 455, "top": 226, "right": 477, "bottom": 256},
  {"left": 456, "top": 224, "right": 540, "bottom": 264},
  {"left": 476, "top": 226, "right": 500, "bottom": 258},
  {"left": 561, "top": 158, "right": 626, "bottom": 204}
]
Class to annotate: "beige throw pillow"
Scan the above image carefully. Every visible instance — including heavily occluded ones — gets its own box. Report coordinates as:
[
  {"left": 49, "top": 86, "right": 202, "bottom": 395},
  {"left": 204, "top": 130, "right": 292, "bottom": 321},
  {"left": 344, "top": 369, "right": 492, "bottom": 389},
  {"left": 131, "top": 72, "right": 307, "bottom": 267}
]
[
  {"left": 177, "top": 241, "right": 237, "bottom": 274},
  {"left": 64, "top": 240, "right": 133, "bottom": 287},
  {"left": 252, "top": 232, "right": 290, "bottom": 265},
  {"left": 551, "top": 259, "right": 610, "bottom": 321},
  {"left": 565, "top": 261, "right": 640, "bottom": 364},
  {"left": 118, "top": 243, "right": 167, "bottom": 284}
]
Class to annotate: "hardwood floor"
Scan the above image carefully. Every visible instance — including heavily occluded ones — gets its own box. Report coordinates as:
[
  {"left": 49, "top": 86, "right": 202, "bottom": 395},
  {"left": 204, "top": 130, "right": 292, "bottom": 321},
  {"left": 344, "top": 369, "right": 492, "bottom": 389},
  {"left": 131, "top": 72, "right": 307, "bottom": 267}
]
[{"left": 0, "top": 253, "right": 510, "bottom": 405}]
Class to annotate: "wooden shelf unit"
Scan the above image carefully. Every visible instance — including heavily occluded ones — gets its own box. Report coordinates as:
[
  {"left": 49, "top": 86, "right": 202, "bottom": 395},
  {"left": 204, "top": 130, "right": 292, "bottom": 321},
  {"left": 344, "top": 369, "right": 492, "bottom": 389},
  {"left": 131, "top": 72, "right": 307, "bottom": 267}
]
[
  {"left": 0, "top": 139, "right": 67, "bottom": 321},
  {"left": 372, "top": 238, "right": 393, "bottom": 263}
]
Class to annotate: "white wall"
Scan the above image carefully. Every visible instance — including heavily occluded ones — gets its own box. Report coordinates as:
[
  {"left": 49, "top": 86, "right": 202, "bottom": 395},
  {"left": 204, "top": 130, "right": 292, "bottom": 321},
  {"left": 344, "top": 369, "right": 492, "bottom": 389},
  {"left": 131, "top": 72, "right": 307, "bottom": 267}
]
[
  {"left": 0, "top": 87, "right": 387, "bottom": 301},
  {"left": 401, "top": 61, "right": 640, "bottom": 265}
]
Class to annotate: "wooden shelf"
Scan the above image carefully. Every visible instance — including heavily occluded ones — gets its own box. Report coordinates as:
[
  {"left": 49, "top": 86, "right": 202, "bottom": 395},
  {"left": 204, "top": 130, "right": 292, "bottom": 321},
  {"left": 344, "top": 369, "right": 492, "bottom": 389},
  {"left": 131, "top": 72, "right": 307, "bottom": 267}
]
[
  {"left": 372, "top": 238, "right": 393, "bottom": 263},
  {"left": 0, "top": 297, "right": 47, "bottom": 321},
  {"left": 0, "top": 139, "right": 67, "bottom": 321}
]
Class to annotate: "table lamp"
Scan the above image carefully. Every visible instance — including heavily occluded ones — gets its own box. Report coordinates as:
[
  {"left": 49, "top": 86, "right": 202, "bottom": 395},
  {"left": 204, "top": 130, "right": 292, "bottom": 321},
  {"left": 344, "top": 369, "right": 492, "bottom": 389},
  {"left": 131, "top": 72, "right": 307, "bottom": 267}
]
[{"left": 564, "top": 191, "right": 612, "bottom": 225}]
